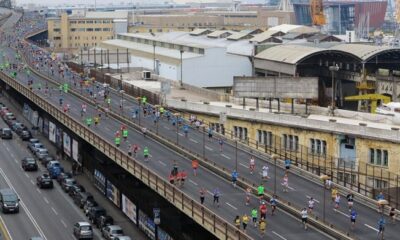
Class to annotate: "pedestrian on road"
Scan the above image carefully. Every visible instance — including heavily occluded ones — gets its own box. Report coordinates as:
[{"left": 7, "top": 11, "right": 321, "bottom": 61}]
[
  {"left": 122, "top": 128, "right": 128, "bottom": 142},
  {"left": 249, "top": 156, "right": 255, "bottom": 174},
  {"left": 346, "top": 193, "right": 354, "bottom": 211},
  {"left": 282, "top": 173, "right": 289, "bottom": 192},
  {"left": 245, "top": 187, "right": 251, "bottom": 206},
  {"left": 142, "top": 127, "right": 147, "bottom": 137},
  {"left": 213, "top": 188, "right": 220, "bottom": 208},
  {"left": 234, "top": 215, "right": 241, "bottom": 229},
  {"left": 301, "top": 208, "right": 308, "bottom": 230},
  {"left": 115, "top": 136, "right": 121, "bottom": 148},
  {"left": 231, "top": 169, "right": 238, "bottom": 188},
  {"left": 192, "top": 159, "right": 199, "bottom": 176},
  {"left": 132, "top": 144, "right": 139, "bottom": 157},
  {"left": 218, "top": 138, "right": 224, "bottom": 152},
  {"left": 308, "top": 197, "right": 315, "bottom": 214},
  {"left": 251, "top": 207, "right": 258, "bottom": 227},
  {"left": 86, "top": 117, "right": 92, "bottom": 128},
  {"left": 199, "top": 187, "right": 205, "bottom": 205},
  {"left": 127, "top": 145, "right": 132, "bottom": 157},
  {"left": 376, "top": 191, "right": 385, "bottom": 213},
  {"left": 259, "top": 218, "right": 266, "bottom": 236},
  {"left": 208, "top": 127, "right": 213, "bottom": 141},
  {"left": 259, "top": 201, "right": 267, "bottom": 219},
  {"left": 94, "top": 116, "right": 99, "bottom": 127},
  {"left": 262, "top": 165, "right": 269, "bottom": 181},
  {"left": 334, "top": 193, "right": 341, "bottom": 212},
  {"left": 143, "top": 147, "right": 149, "bottom": 161},
  {"left": 284, "top": 158, "right": 291, "bottom": 171},
  {"left": 270, "top": 195, "right": 277, "bottom": 216},
  {"left": 378, "top": 216, "right": 386, "bottom": 239},
  {"left": 242, "top": 214, "right": 249, "bottom": 232},
  {"left": 350, "top": 209, "right": 357, "bottom": 230},
  {"left": 331, "top": 187, "right": 338, "bottom": 203},
  {"left": 257, "top": 183, "right": 265, "bottom": 202},
  {"left": 389, "top": 207, "right": 397, "bottom": 224},
  {"left": 183, "top": 124, "right": 189, "bottom": 138}
]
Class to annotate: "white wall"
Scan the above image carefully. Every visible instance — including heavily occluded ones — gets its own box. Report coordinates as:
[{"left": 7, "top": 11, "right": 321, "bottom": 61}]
[
  {"left": 130, "top": 55, "right": 179, "bottom": 80},
  {"left": 183, "top": 48, "right": 252, "bottom": 88}
]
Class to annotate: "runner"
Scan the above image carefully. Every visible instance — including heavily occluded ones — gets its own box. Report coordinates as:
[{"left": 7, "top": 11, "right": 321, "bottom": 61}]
[
  {"left": 389, "top": 207, "right": 397, "bottom": 224},
  {"left": 85, "top": 117, "right": 92, "bottom": 128},
  {"left": 192, "top": 159, "right": 199, "bottom": 176},
  {"left": 115, "top": 136, "right": 121, "bottom": 148},
  {"left": 199, "top": 187, "right": 205, "bottom": 205},
  {"left": 334, "top": 193, "right": 341, "bottom": 212},
  {"left": 122, "top": 128, "right": 128, "bottom": 142},
  {"left": 213, "top": 188, "right": 220, "bottom": 208},
  {"left": 346, "top": 193, "right": 354, "bottom": 211},
  {"left": 94, "top": 116, "right": 99, "bottom": 127},
  {"left": 231, "top": 169, "right": 238, "bottom": 188},
  {"left": 249, "top": 156, "right": 255, "bottom": 174},
  {"left": 284, "top": 158, "right": 291, "bottom": 171},
  {"left": 245, "top": 187, "right": 251, "bottom": 206},
  {"left": 142, "top": 127, "right": 147, "bottom": 137},
  {"left": 301, "top": 208, "right": 308, "bottom": 230},
  {"left": 378, "top": 216, "right": 386, "bottom": 240},
  {"left": 257, "top": 183, "right": 265, "bottom": 202},
  {"left": 262, "top": 165, "right": 269, "bottom": 181},
  {"left": 270, "top": 195, "right": 277, "bottom": 216},
  {"left": 183, "top": 124, "right": 189, "bottom": 138},
  {"left": 282, "top": 173, "right": 289, "bottom": 192},
  {"left": 127, "top": 145, "right": 132, "bottom": 157},
  {"left": 308, "top": 197, "right": 315, "bottom": 214},
  {"left": 259, "top": 218, "right": 266, "bottom": 236},
  {"left": 350, "top": 209, "right": 357, "bottom": 230},
  {"left": 251, "top": 207, "right": 258, "bottom": 227},
  {"left": 331, "top": 187, "right": 338, "bottom": 203},
  {"left": 208, "top": 127, "right": 213, "bottom": 141},
  {"left": 234, "top": 216, "right": 241, "bottom": 229},
  {"left": 132, "top": 144, "right": 139, "bottom": 157},
  {"left": 259, "top": 201, "right": 267, "bottom": 219},
  {"left": 242, "top": 214, "right": 249, "bottom": 232},
  {"left": 376, "top": 191, "right": 385, "bottom": 213},
  {"left": 143, "top": 147, "right": 149, "bottom": 161},
  {"left": 218, "top": 138, "right": 224, "bottom": 152}
]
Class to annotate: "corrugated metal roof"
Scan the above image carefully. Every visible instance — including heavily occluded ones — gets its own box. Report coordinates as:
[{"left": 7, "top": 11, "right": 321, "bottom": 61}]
[
  {"left": 84, "top": 11, "right": 128, "bottom": 19},
  {"left": 101, "top": 39, "right": 203, "bottom": 60},
  {"left": 328, "top": 44, "right": 394, "bottom": 61},
  {"left": 207, "top": 30, "right": 234, "bottom": 38},
  {"left": 255, "top": 45, "right": 325, "bottom": 64},
  {"left": 190, "top": 28, "right": 212, "bottom": 36},
  {"left": 268, "top": 24, "right": 319, "bottom": 34},
  {"left": 227, "top": 32, "right": 253, "bottom": 41},
  {"left": 250, "top": 30, "right": 281, "bottom": 43}
]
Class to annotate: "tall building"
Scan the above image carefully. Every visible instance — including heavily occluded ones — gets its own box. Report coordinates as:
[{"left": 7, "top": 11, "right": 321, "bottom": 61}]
[
  {"left": 47, "top": 11, "right": 129, "bottom": 52},
  {"left": 293, "top": 0, "right": 387, "bottom": 34}
]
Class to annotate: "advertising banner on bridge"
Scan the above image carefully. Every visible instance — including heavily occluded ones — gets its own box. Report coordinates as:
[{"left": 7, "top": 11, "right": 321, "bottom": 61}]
[
  {"left": 121, "top": 194, "right": 137, "bottom": 224},
  {"left": 106, "top": 180, "right": 120, "bottom": 208},
  {"left": 72, "top": 139, "right": 79, "bottom": 162},
  {"left": 94, "top": 169, "right": 106, "bottom": 194},
  {"left": 49, "top": 121, "right": 56, "bottom": 143},
  {"left": 63, "top": 132, "right": 71, "bottom": 157},
  {"left": 56, "top": 128, "right": 62, "bottom": 148},
  {"left": 138, "top": 210, "right": 155, "bottom": 240},
  {"left": 43, "top": 118, "right": 49, "bottom": 137}
]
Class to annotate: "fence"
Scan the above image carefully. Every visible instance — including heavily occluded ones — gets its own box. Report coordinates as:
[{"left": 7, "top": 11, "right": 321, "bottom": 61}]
[{"left": 0, "top": 71, "right": 250, "bottom": 240}]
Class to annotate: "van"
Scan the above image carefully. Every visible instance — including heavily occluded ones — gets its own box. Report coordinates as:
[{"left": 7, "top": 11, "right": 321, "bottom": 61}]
[{"left": 0, "top": 189, "right": 20, "bottom": 213}]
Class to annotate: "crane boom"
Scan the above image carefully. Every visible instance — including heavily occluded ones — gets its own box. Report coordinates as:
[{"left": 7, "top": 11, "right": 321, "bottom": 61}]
[{"left": 310, "top": 0, "right": 326, "bottom": 26}]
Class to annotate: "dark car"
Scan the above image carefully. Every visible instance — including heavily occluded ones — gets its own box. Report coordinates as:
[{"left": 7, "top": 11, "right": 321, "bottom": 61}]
[
  {"left": 21, "top": 157, "right": 38, "bottom": 171},
  {"left": 87, "top": 206, "right": 106, "bottom": 223},
  {"left": 11, "top": 122, "right": 25, "bottom": 133},
  {"left": 73, "top": 192, "right": 94, "bottom": 208},
  {"left": 19, "top": 130, "right": 32, "bottom": 140},
  {"left": 41, "top": 156, "right": 55, "bottom": 166},
  {"left": 1, "top": 128, "right": 12, "bottom": 139},
  {"left": 84, "top": 200, "right": 98, "bottom": 216},
  {"left": 0, "top": 189, "right": 19, "bottom": 213},
  {"left": 95, "top": 215, "right": 114, "bottom": 229},
  {"left": 5, "top": 115, "right": 16, "bottom": 126},
  {"left": 36, "top": 174, "right": 53, "bottom": 189},
  {"left": 28, "top": 142, "right": 44, "bottom": 153},
  {"left": 1, "top": 111, "right": 13, "bottom": 120},
  {"left": 61, "top": 178, "right": 77, "bottom": 192},
  {"left": 57, "top": 172, "right": 72, "bottom": 184},
  {"left": 68, "top": 184, "right": 85, "bottom": 197}
]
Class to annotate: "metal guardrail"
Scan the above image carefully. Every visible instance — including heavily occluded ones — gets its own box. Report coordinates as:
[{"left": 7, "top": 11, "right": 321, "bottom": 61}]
[{"left": 0, "top": 71, "right": 251, "bottom": 240}]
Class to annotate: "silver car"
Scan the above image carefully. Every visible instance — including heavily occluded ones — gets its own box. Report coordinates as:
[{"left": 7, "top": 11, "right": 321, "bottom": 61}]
[
  {"left": 114, "top": 237, "right": 132, "bottom": 240},
  {"left": 101, "top": 225, "right": 124, "bottom": 240},
  {"left": 35, "top": 148, "right": 49, "bottom": 161},
  {"left": 73, "top": 222, "right": 93, "bottom": 239}
]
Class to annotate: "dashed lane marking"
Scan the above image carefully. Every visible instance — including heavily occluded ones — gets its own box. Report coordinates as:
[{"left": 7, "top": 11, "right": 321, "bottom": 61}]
[
  {"left": 43, "top": 197, "right": 49, "bottom": 204},
  {"left": 335, "top": 209, "right": 350, "bottom": 218},
  {"left": 189, "top": 138, "right": 199, "bottom": 143},
  {"left": 272, "top": 231, "right": 287, "bottom": 240},
  {"left": 221, "top": 154, "right": 231, "bottom": 160},
  {"left": 205, "top": 146, "right": 213, "bottom": 151},
  {"left": 36, "top": 188, "right": 41, "bottom": 194},
  {"left": 24, "top": 173, "right": 29, "bottom": 178},
  {"left": 364, "top": 224, "right": 378, "bottom": 232},
  {"left": 30, "top": 180, "right": 35, "bottom": 185},
  {"left": 158, "top": 161, "right": 166, "bottom": 166},
  {"left": 189, "top": 179, "right": 198, "bottom": 186},
  {"left": 61, "top": 219, "right": 67, "bottom": 228},
  {"left": 239, "top": 163, "right": 247, "bottom": 168},
  {"left": 225, "top": 202, "right": 238, "bottom": 210},
  {"left": 51, "top": 207, "right": 58, "bottom": 215},
  {"left": 178, "top": 133, "right": 184, "bottom": 136}
]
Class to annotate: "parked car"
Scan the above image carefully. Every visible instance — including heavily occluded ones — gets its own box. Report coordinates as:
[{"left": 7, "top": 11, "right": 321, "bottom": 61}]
[
  {"left": 21, "top": 157, "right": 38, "bottom": 171},
  {"left": 101, "top": 225, "right": 124, "bottom": 240},
  {"left": 95, "top": 215, "right": 114, "bottom": 229},
  {"left": 11, "top": 122, "right": 25, "bottom": 133},
  {"left": 28, "top": 142, "right": 44, "bottom": 153},
  {"left": 0, "top": 188, "right": 19, "bottom": 213},
  {"left": 36, "top": 174, "right": 53, "bottom": 189},
  {"left": 19, "top": 130, "right": 32, "bottom": 140},
  {"left": 35, "top": 148, "right": 49, "bottom": 161},
  {"left": 114, "top": 237, "right": 132, "bottom": 240},
  {"left": 88, "top": 206, "right": 106, "bottom": 223},
  {"left": 46, "top": 160, "right": 61, "bottom": 170},
  {"left": 41, "top": 156, "right": 55, "bottom": 166},
  {"left": 57, "top": 172, "right": 72, "bottom": 184},
  {"left": 84, "top": 200, "right": 98, "bottom": 216},
  {"left": 68, "top": 184, "right": 85, "bottom": 197},
  {"left": 1, "top": 128, "right": 12, "bottom": 139},
  {"left": 61, "top": 178, "right": 76, "bottom": 192},
  {"left": 29, "top": 237, "right": 44, "bottom": 240},
  {"left": 73, "top": 192, "right": 93, "bottom": 208},
  {"left": 5, "top": 115, "right": 16, "bottom": 126},
  {"left": 73, "top": 222, "right": 93, "bottom": 240},
  {"left": 2, "top": 111, "right": 13, "bottom": 120}
]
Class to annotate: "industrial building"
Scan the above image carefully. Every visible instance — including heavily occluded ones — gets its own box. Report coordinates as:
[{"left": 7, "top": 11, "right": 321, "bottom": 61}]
[
  {"left": 293, "top": 0, "right": 387, "bottom": 34},
  {"left": 47, "top": 11, "right": 129, "bottom": 52}
]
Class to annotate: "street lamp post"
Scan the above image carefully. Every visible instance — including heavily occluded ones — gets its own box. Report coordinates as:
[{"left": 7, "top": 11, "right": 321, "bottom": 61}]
[
  {"left": 120, "top": 90, "right": 125, "bottom": 116},
  {"left": 153, "top": 43, "right": 156, "bottom": 72},
  {"left": 320, "top": 174, "right": 330, "bottom": 222},
  {"left": 235, "top": 140, "right": 238, "bottom": 171},
  {"left": 180, "top": 49, "right": 184, "bottom": 88},
  {"left": 329, "top": 65, "right": 339, "bottom": 116},
  {"left": 272, "top": 154, "right": 278, "bottom": 195},
  {"left": 202, "top": 124, "right": 206, "bottom": 159}
]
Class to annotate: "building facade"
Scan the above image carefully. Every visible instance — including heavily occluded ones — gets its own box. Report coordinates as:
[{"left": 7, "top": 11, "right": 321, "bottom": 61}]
[{"left": 47, "top": 11, "right": 129, "bottom": 52}]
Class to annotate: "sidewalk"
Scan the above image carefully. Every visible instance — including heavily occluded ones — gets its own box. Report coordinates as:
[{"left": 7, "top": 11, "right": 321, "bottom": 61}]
[{"left": 1, "top": 94, "right": 147, "bottom": 240}]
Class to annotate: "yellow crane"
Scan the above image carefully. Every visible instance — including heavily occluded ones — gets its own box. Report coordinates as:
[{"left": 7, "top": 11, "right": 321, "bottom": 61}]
[
  {"left": 344, "top": 94, "right": 391, "bottom": 113},
  {"left": 310, "top": 0, "right": 326, "bottom": 26}
]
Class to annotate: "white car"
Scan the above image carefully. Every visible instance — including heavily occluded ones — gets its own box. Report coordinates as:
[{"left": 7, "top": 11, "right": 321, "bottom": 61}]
[{"left": 101, "top": 225, "right": 124, "bottom": 240}]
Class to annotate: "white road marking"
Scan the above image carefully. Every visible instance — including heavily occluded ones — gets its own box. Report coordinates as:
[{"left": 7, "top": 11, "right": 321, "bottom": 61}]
[
  {"left": 36, "top": 188, "right": 42, "bottom": 194},
  {"left": 163, "top": 126, "right": 169, "bottom": 130},
  {"left": 51, "top": 207, "right": 58, "bottom": 215},
  {"left": 306, "top": 195, "right": 320, "bottom": 203},
  {"left": 335, "top": 209, "right": 350, "bottom": 218},
  {"left": 239, "top": 163, "right": 248, "bottom": 168},
  {"left": 10, "top": 153, "right": 14, "bottom": 158},
  {"left": 178, "top": 133, "right": 184, "bottom": 136},
  {"left": 24, "top": 173, "right": 29, "bottom": 178},
  {"left": 221, "top": 154, "right": 231, "bottom": 159},
  {"left": 205, "top": 146, "right": 213, "bottom": 151},
  {"left": 61, "top": 219, "right": 67, "bottom": 228},
  {"left": 207, "top": 190, "right": 213, "bottom": 196},
  {"left": 272, "top": 231, "right": 287, "bottom": 240},
  {"left": 189, "top": 179, "right": 198, "bottom": 186},
  {"left": 364, "top": 224, "right": 379, "bottom": 232},
  {"left": 288, "top": 186, "right": 295, "bottom": 190},
  {"left": 225, "top": 202, "right": 238, "bottom": 210},
  {"left": 30, "top": 180, "right": 35, "bottom": 185},
  {"left": 158, "top": 161, "right": 166, "bottom": 166},
  {"left": 0, "top": 168, "right": 48, "bottom": 240},
  {"left": 43, "top": 197, "right": 49, "bottom": 204},
  {"left": 5, "top": 146, "right": 9, "bottom": 151},
  {"left": 13, "top": 159, "right": 17, "bottom": 164},
  {"left": 0, "top": 215, "right": 13, "bottom": 240},
  {"left": 189, "top": 138, "right": 199, "bottom": 143}
]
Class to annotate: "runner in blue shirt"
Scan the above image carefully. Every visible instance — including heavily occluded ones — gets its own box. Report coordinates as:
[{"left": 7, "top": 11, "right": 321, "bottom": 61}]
[
  {"left": 270, "top": 195, "right": 278, "bottom": 216},
  {"left": 350, "top": 209, "right": 357, "bottom": 230},
  {"left": 231, "top": 170, "right": 238, "bottom": 188},
  {"left": 183, "top": 124, "right": 189, "bottom": 137}
]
